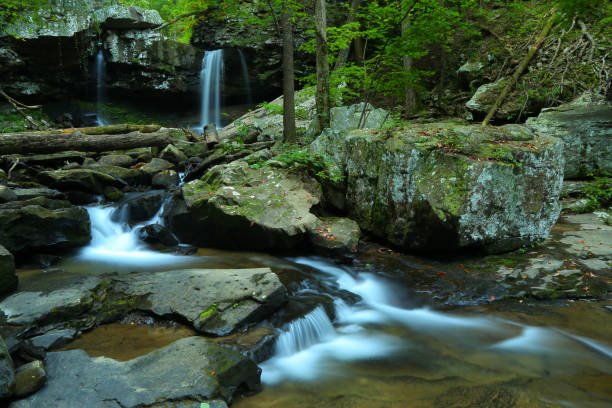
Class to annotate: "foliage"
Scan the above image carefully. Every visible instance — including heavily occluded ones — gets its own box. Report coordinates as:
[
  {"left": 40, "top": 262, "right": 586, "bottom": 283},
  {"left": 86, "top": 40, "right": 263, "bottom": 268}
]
[
  {"left": 583, "top": 174, "right": 612, "bottom": 210},
  {"left": 274, "top": 146, "right": 344, "bottom": 182}
]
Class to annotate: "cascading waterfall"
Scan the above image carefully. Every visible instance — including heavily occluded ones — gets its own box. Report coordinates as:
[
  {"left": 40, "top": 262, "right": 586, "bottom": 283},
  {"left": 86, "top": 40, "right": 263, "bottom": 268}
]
[
  {"left": 95, "top": 49, "right": 107, "bottom": 126},
  {"left": 237, "top": 49, "right": 253, "bottom": 107},
  {"left": 200, "top": 49, "right": 224, "bottom": 130}
]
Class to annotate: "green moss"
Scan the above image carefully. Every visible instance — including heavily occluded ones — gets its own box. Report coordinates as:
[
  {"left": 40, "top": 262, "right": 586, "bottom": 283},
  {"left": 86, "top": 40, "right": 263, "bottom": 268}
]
[{"left": 199, "top": 303, "right": 218, "bottom": 319}]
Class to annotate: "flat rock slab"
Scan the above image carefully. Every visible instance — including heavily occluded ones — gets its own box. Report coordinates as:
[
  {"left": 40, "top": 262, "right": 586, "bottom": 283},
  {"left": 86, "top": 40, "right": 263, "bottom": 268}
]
[
  {"left": 10, "top": 337, "right": 259, "bottom": 408},
  {"left": 113, "top": 268, "right": 288, "bottom": 336}
]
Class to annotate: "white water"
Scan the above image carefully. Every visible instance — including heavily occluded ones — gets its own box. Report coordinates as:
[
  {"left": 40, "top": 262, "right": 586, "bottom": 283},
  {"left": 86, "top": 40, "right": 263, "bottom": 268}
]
[
  {"left": 78, "top": 201, "right": 191, "bottom": 268},
  {"left": 261, "top": 257, "right": 612, "bottom": 385},
  {"left": 200, "top": 49, "right": 224, "bottom": 130},
  {"left": 95, "top": 49, "right": 107, "bottom": 126},
  {"left": 237, "top": 49, "right": 253, "bottom": 107}
]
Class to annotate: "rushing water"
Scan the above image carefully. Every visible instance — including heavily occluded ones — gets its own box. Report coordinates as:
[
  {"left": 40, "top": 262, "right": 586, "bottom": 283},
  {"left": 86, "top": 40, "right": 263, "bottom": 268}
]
[
  {"left": 28, "top": 195, "right": 611, "bottom": 407},
  {"left": 200, "top": 49, "right": 224, "bottom": 130},
  {"left": 95, "top": 49, "right": 107, "bottom": 126}
]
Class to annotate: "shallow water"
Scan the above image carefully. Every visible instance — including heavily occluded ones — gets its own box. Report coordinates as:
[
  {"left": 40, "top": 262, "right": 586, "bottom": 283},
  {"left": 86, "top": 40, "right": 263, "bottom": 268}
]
[{"left": 28, "top": 201, "right": 612, "bottom": 408}]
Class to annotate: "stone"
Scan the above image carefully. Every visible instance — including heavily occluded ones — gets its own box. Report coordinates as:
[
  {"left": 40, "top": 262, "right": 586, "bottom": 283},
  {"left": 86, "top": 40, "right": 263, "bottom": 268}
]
[
  {"left": 17, "top": 152, "right": 86, "bottom": 167},
  {"left": 97, "top": 154, "right": 134, "bottom": 168},
  {"left": 137, "top": 224, "right": 179, "bottom": 247},
  {"left": 465, "top": 78, "right": 527, "bottom": 122},
  {"left": 311, "top": 123, "right": 564, "bottom": 253},
  {"left": 0, "top": 245, "right": 18, "bottom": 297},
  {"left": 159, "top": 144, "right": 188, "bottom": 166},
  {"left": 140, "top": 158, "right": 174, "bottom": 176},
  {"left": 0, "top": 198, "right": 91, "bottom": 254},
  {"left": 29, "top": 329, "right": 78, "bottom": 351},
  {"left": 114, "top": 191, "right": 165, "bottom": 223},
  {"left": 526, "top": 95, "right": 612, "bottom": 178},
  {"left": 308, "top": 217, "right": 360, "bottom": 254},
  {"left": 39, "top": 169, "right": 123, "bottom": 195},
  {"left": 0, "top": 186, "right": 17, "bottom": 203},
  {"left": 151, "top": 170, "right": 180, "bottom": 189},
  {"left": 9, "top": 337, "right": 259, "bottom": 408},
  {"left": 10, "top": 187, "right": 65, "bottom": 201},
  {"left": 14, "top": 360, "right": 46, "bottom": 398},
  {"left": 0, "top": 169, "right": 6, "bottom": 183},
  {"left": 457, "top": 61, "right": 484, "bottom": 90},
  {"left": 0, "top": 336, "right": 15, "bottom": 400},
  {"left": 306, "top": 102, "right": 390, "bottom": 137},
  {"left": 94, "top": 5, "right": 164, "bottom": 29},
  {"left": 84, "top": 164, "right": 148, "bottom": 186},
  {"left": 170, "top": 161, "right": 321, "bottom": 250},
  {"left": 0, "top": 276, "right": 100, "bottom": 326},
  {"left": 112, "top": 268, "right": 288, "bottom": 336}
]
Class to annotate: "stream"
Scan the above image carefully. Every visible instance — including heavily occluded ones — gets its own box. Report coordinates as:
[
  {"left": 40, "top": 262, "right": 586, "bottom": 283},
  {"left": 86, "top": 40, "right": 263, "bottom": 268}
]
[{"left": 17, "top": 193, "right": 612, "bottom": 408}]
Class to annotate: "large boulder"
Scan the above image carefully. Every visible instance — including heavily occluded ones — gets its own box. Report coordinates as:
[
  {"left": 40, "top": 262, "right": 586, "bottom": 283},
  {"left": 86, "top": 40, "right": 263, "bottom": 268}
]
[
  {"left": 526, "top": 94, "right": 612, "bottom": 178},
  {"left": 9, "top": 337, "right": 259, "bottom": 408},
  {"left": 311, "top": 123, "right": 564, "bottom": 253},
  {"left": 113, "top": 191, "right": 165, "bottom": 223},
  {"left": 0, "top": 198, "right": 91, "bottom": 254},
  {"left": 0, "top": 245, "right": 18, "bottom": 297},
  {"left": 14, "top": 360, "right": 46, "bottom": 398},
  {"left": 465, "top": 78, "right": 540, "bottom": 123},
  {"left": 94, "top": 5, "right": 163, "bottom": 29},
  {"left": 169, "top": 161, "right": 321, "bottom": 250},
  {"left": 39, "top": 169, "right": 123, "bottom": 195},
  {"left": 0, "top": 336, "right": 15, "bottom": 400}
]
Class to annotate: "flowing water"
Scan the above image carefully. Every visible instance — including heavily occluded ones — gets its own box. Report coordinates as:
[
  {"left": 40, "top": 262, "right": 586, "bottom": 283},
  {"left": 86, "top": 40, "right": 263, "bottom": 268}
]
[
  {"left": 27, "top": 194, "right": 611, "bottom": 407},
  {"left": 95, "top": 49, "right": 107, "bottom": 126},
  {"left": 200, "top": 49, "right": 224, "bottom": 130}
]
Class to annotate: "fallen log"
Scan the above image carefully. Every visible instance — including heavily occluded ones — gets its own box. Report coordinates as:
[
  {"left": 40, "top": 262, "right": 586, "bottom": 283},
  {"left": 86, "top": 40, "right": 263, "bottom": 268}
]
[{"left": 0, "top": 127, "right": 174, "bottom": 155}]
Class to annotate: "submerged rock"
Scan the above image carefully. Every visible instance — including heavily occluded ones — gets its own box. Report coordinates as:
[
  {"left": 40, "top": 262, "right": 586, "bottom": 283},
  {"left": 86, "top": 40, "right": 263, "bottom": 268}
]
[
  {"left": 311, "top": 123, "right": 563, "bottom": 253},
  {"left": 113, "top": 191, "right": 165, "bottom": 223},
  {"left": 308, "top": 217, "right": 360, "bottom": 254},
  {"left": 137, "top": 224, "right": 179, "bottom": 247},
  {"left": 0, "top": 245, "right": 18, "bottom": 297},
  {"left": 9, "top": 337, "right": 259, "bottom": 407},
  {"left": 0, "top": 198, "right": 90, "bottom": 254},
  {"left": 526, "top": 94, "right": 612, "bottom": 178},
  {"left": 172, "top": 161, "right": 321, "bottom": 250}
]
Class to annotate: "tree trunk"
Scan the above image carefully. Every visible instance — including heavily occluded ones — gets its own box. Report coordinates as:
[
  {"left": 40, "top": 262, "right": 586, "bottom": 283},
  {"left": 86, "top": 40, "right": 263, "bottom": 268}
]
[
  {"left": 0, "top": 128, "right": 174, "bottom": 155},
  {"left": 315, "top": 0, "right": 330, "bottom": 133},
  {"left": 482, "top": 11, "right": 558, "bottom": 126},
  {"left": 333, "top": 0, "right": 360, "bottom": 72},
  {"left": 401, "top": 20, "right": 416, "bottom": 115},
  {"left": 281, "top": 4, "right": 297, "bottom": 144}
]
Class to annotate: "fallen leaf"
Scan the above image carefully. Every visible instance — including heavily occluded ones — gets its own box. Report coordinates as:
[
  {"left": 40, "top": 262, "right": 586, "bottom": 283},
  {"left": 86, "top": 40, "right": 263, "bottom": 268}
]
[
  {"left": 580, "top": 240, "right": 585, "bottom": 244},
  {"left": 436, "top": 271, "right": 447, "bottom": 277},
  {"left": 490, "top": 296, "right": 495, "bottom": 301}
]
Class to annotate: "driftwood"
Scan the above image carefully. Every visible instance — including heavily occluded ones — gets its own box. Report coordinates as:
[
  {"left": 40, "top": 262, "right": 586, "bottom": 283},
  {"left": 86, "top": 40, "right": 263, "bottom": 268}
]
[
  {"left": 0, "top": 88, "right": 44, "bottom": 130},
  {"left": 0, "top": 124, "right": 173, "bottom": 155}
]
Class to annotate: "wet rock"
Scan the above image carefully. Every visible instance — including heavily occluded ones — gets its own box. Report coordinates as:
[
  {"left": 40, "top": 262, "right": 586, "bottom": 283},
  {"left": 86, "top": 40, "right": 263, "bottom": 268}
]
[
  {"left": 0, "top": 198, "right": 90, "bottom": 254},
  {"left": 151, "top": 169, "right": 180, "bottom": 189},
  {"left": 17, "top": 152, "right": 86, "bottom": 167},
  {"left": 97, "top": 154, "right": 134, "bottom": 168},
  {"left": 213, "top": 326, "right": 278, "bottom": 364},
  {"left": 84, "top": 164, "right": 148, "bottom": 186},
  {"left": 159, "top": 144, "right": 188, "bottom": 166},
  {"left": 526, "top": 94, "right": 612, "bottom": 178},
  {"left": 137, "top": 224, "right": 179, "bottom": 247},
  {"left": 10, "top": 187, "right": 65, "bottom": 201},
  {"left": 0, "top": 336, "right": 15, "bottom": 399},
  {"left": 39, "top": 169, "right": 123, "bottom": 195},
  {"left": 113, "top": 268, "right": 287, "bottom": 336},
  {"left": 14, "top": 360, "right": 46, "bottom": 398},
  {"left": 0, "top": 245, "right": 17, "bottom": 297},
  {"left": 311, "top": 123, "right": 563, "bottom": 253},
  {"left": 29, "top": 329, "right": 77, "bottom": 351},
  {"left": 108, "top": 147, "right": 153, "bottom": 163},
  {"left": 175, "top": 161, "right": 320, "bottom": 250},
  {"left": 114, "top": 191, "right": 165, "bottom": 223},
  {"left": 0, "top": 169, "right": 6, "bottom": 183},
  {"left": 0, "top": 276, "right": 100, "bottom": 326},
  {"left": 0, "top": 186, "right": 17, "bottom": 203},
  {"left": 140, "top": 158, "right": 174, "bottom": 176},
  {"left": 435, "top": 384, "right": 549, "bottom": 408},
  {"left": 308, "top": 217, "right": 360, "bottom": 254},
  {"left": 9, "top": 337, "right": 259, "bottom": 408}
]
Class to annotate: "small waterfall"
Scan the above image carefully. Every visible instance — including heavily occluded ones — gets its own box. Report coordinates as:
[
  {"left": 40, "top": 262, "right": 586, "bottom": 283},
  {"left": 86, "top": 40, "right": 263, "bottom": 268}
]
[
  {"left": 95, "top": 49, "right": 107, "bottom": 126},
  {"left": 275, "top": 306, "right": 336, "bottom": 357},
  {"left": 237, "top": 49, "right": 253, "bottom": 107},
  {"left": 200, "top": 49, "right": 224, "bottom": 130}
]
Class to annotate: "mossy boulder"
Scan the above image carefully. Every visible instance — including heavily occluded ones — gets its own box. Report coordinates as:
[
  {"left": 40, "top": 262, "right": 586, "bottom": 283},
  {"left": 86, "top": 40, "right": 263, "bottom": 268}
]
[
  {"left": 466, "top": 78, "right": 526, "bottom": 122},
  {"left": 14, "top": 360, "right": 46, "bottom": 398},
  {"left": 0, "top": 245, "right": 17, "bottom": 297},
  {"left": 84, "top": 164, "right": 148, "bottom": 186},
  {"left": 39, "top": 169, "right": 123, "bottom": 195},
  {"left": 0, "top": 198, "right": 91, "bottom": 254},
  {"left": 526, "top": 94, "right": 612, "bottom": 178},
  {"left": 172, "top": 161, "right": 321, "bottom": 250},
  {"left": 311, "top": 123, "right": 564, "bottom": 253}
]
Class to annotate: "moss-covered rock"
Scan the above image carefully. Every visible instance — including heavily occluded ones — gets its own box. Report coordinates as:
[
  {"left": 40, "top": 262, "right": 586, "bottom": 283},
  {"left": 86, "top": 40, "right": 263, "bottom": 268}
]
[
  {"left": 0, "top": 336, "right": 15, "bottom": 400},
  {"left": 39, "top": 169, "right": 124, "bottom": 195},
  {"left": 173, "top": 161, "right": 321, "bottom": 250},
  {"left": 14, "top": 360, "right": 46, "bottom": 398},
  {"left": 526, "top": 94, "right": 612, "bottom": 179},
  {"left": 0, "top": 245, "right": 17, "bottom": 297},
  {"left": 311, "top": 123, "right": 563, "bottom": 254},
  {"left": 0, "top": 198, "right": 91, "bottom": 254}
]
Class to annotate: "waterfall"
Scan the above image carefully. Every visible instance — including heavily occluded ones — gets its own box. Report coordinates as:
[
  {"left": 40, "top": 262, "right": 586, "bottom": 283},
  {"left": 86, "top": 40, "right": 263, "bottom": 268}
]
[
  {"left": 237, "top": 49, "right": 253, "bottom": 107},
  {"left": 95, "top": 49, "right": 107, "bottom": 126},
  {"left": 275, "top": 306, "right": 336, "bottom": 357},
  {"left": 200, "top": 49, "right": 224, "bottom": 130}
]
